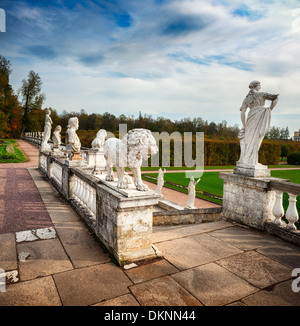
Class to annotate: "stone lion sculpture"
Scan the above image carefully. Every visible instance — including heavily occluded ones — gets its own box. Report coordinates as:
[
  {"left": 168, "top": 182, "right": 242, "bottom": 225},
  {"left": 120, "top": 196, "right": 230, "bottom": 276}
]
[{"left": 103, "top": 128, "right": 158, "bottom": 191}]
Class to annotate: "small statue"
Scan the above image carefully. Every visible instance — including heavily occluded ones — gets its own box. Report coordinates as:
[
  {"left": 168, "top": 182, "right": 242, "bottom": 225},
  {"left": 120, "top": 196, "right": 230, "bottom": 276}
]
[
  {"left": 155, "top": 168, "right": 166, "bottom": 197},
  {"left": 65, "top": 117, "right": 81, "bottom": 160},
  {"left": 186, "top": 177, "right": 200, "bottom": 209},
  {"left": 91, "top": 129, "right": 107, "bottom": 151},
  {"left": 52, "top": 125, "right": 62, "bottom": 149},
  {"left": 40, "top": 108, "right": 53, "bottom": 152}
]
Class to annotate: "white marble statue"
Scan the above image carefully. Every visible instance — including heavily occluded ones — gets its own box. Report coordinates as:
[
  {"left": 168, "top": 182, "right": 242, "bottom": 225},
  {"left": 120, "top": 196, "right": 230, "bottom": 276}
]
[
  {"left": 65, "top": 117, "right": 81, "bottom": 159},
  {"left": 103, "top": 128, "right": 158, "bottom": 191},
  {"left": 91, "top": 129, "right": 107, "bottom": 151},
  {"left": 40, "top": 108, "right": 53, "bottom": 152},
  {"left": 237, "top": 80, "right": 279, "bottom": 168},
  {"left": 155, "top": 168, "right": 166, "bottom": 197},
  {"left": 52, "top": 125, "right": 62, "bottom": 149},
  {"left": 186, "top": 177, "right": 200, "bottom": 209}
]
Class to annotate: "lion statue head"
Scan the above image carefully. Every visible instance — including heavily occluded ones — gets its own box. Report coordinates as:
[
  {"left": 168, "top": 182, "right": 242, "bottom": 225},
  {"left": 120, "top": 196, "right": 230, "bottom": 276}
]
[{"left": 122, "top": 129, "right": 158, "bottom": 168}]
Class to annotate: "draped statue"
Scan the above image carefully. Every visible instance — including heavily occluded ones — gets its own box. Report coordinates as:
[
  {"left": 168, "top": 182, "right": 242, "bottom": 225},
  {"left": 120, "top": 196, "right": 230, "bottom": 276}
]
[{"left": 235, "top": 81, "right": 279, "bottom": 176}]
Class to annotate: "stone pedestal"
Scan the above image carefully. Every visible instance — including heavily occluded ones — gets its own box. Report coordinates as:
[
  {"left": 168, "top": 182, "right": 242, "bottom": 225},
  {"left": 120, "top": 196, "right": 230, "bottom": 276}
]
[
  {"left": 95, "top": 175, "right": 161, "bottom": 265},
  {"left": 86, "top": 149, "right": 106, "bottom": 174},
  {"left": 219, "top": 172, "right": 275, "bottom": 230},
  {"left": 233, "top": 162, "right": 271, "bottom": 178}
]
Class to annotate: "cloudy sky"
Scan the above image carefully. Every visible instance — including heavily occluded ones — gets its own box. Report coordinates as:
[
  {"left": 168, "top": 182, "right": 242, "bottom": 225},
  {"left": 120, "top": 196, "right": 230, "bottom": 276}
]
[{"left": 0, "top": 0, "right": 300, "bottom": 136}]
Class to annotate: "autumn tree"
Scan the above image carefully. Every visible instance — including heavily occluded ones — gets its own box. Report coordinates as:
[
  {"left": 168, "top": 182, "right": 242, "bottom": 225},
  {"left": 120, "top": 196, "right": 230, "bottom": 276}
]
[
  {"left": 19, "top": 70, "right": 45, "bottom": 137},
  {"left": 0, "top": 55, "right": 22, "bottom": 138}
]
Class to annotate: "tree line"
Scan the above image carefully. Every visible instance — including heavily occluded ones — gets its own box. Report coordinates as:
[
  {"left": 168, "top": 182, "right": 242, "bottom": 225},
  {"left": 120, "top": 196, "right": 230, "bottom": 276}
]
[{"left": 0, "top": 55, "right": 291, "bottom": 141}]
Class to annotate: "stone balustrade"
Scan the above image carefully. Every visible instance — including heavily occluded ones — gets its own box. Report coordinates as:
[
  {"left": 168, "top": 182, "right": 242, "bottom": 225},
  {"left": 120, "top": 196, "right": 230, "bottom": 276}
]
[
  {"left": 220, "top": 172, "right": 300, "bottom": 246},
  {"left": 265, "top": 179, "right": 300, "bottom": 245},
  {"left": 37, "top": 150, "right": 161, "bottom": 265}
]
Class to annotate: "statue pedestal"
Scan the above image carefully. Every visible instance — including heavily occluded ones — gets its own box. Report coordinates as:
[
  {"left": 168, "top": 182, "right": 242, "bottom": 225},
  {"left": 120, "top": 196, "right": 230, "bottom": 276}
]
[
  {"left": 234, "top": 162, "right": 271, "bottom": 178},
  {"left": 219, "top": 172, "right": 275, "bottom": 230},
  {"left": 95, "top": 174, "right": 161, "bottom": 265},
  {"left": 70, "top": 152, "right": 82, "bottom": 161},
  {"left": 87, "top": 149, "right": 106, "bottom": 174}
]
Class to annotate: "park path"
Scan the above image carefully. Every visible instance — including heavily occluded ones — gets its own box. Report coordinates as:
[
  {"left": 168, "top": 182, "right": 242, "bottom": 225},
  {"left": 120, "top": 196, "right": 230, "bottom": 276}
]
[{"left": 0, "top": 140, "right": 53, "bottom": 234}]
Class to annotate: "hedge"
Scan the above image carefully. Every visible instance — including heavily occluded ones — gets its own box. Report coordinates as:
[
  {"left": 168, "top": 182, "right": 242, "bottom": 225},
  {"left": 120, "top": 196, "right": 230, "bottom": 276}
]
[{"left": 287, "top": 152, "right": 300, "bottom": 165}]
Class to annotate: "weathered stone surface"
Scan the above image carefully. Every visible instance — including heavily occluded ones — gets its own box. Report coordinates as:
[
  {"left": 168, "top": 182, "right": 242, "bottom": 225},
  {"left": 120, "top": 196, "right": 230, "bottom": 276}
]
[
  {"left": 0, "top": 276, "right": 61, "bottom": 306},
  {"left": 242, "top": 279, "right": 300, "bottom": 306},
  {"left": 17, "top": 238, "right": 73, "bottom": 281},
  {"left": 210, "top": 226, "right": 282, "bottom": 250},
  {"left": 172, "top": 263, "right": 258, "bottom": 306},
  {"left": 155, "top": 233, "right": 242, "bottom": 271},
  {"left": 55, "top": 221, "right": 110, "bottom": 268},
  {"left": 93, "top": 294, "right": 140, "bottom": 306},
  {"left": 0, "top": 233, "right": 17, "bottom": 271},
  {"left": 152, "top": 220, "right": 233, "bottom": 243},
  {"left": 124, "top": 259, "right": 178, "bottom": 284},
  {"left": 217, "top": 251, "right": 292, "bottom": 289},
  {"left": 130, "top": 276, "right": 202, "bottom": 306},
  {"left": 53, "top": 263, "right": 132, "bottom": 306},
  {"left": 257, "top": 242, "right": 300, "bottom": 268},
  {"left": 219, "top": 172, "right": 276, "bottom": 230}
]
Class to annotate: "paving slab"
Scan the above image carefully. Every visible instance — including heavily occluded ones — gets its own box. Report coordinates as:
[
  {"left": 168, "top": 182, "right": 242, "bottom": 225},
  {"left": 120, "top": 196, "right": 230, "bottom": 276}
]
[
  {"left": 0, "top": 233, "right": 17, "bottom": 271},
  {"left": 216, "top": 251, "right": 293, "bottom": 289},
  {"left": 172, "top": 262, "right": 258, "bottom": 306},
  {"left": 152, "top": 220, "right": 233, "bottom": 243},
  {"left": 242, "top": 279, "right": 300, "bottom": 306},
  {"left": 0, "top": 276, "right": 61, "bottom": 306},
  {"left": 155, "top": 233, "right": 242, "bottom": 270},
  {"left": 124, "top": 259, "right": 179, "bottom": 284},
  {"left": 53, "top": 263, "right": 133, "bottom": 306},
  {"left": 257, "top": 243, "right": 300, "bottom": 268},
  {"left": 55, "top": 221, "right": 111, "bottom": 268},
  {"left": 209, "top": 226, "right": 284, "bottom": 250},
  {"left": 93, "top": 294, "right": 140, "bottom": 306},
  {"left": 17, "top": 238, "right": 73, "bottom": 281},
  {"left": 130, "top": 275, "right": 202, "bottom": 306}
]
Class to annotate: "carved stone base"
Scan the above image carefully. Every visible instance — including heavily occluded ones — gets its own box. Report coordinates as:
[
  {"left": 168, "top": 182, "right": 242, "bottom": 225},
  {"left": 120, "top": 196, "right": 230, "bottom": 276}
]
[
  {"left": 219, "top": 172, "right": 275, "bottom": 230},
  {"left": 234, "top": 162, "right": 271, "bottom": 178},
  {"left": 71, "top": 152, "right": 82, "bottom": 161}
]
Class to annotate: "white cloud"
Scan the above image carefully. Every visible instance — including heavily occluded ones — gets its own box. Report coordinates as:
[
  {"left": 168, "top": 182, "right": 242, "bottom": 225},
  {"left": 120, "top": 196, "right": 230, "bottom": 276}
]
[{"left": 3, "top": 0, "right": 300, "bottom": 135}]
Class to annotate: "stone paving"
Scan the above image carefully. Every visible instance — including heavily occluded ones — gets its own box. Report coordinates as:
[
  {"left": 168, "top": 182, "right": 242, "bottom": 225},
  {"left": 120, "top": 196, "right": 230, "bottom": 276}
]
[{"left": 0, "top": 141, "right": 300, "bottom": 306}]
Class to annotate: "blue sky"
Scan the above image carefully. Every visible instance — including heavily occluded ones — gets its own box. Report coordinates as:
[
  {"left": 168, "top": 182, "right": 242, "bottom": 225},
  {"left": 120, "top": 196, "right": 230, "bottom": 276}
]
[{"left": 0, "top": 0, "right": 300, "bottom": 136}]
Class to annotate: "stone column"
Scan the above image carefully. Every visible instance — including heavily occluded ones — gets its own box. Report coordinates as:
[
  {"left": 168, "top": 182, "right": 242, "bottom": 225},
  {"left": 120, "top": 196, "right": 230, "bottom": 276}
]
[
  {"left": 96, "top": 182, "right": 161, "bottom": 265},
  {"left": 219, "top": 172, "right": 276, "bottom": 230}
]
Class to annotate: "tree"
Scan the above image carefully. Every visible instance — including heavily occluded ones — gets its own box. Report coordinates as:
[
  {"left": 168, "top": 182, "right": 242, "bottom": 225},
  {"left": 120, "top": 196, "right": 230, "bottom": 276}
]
[
  {"left": 0, "top": 55, "right": 22, "bottom": 138},
  {"left": 19, "top": 70, "right": 45, "bottom": 137}
]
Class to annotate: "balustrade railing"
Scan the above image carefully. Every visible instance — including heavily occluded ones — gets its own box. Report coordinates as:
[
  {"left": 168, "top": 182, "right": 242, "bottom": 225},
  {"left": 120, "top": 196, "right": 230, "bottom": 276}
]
[
  {"left": 52, "top": 162, "right": 63, "bottom": 187},
  {"left": 270, "top": 180, "right": 299, "bottom": 231},
  {"left": 71, "top": 174, "right": 97, "bottom": 221}
]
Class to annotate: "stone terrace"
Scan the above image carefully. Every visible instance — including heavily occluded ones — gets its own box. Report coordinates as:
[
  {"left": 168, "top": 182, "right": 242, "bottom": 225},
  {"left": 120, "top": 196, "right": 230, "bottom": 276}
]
[{"left": 0, "top": 140, "right": 299, "bottom": 306}]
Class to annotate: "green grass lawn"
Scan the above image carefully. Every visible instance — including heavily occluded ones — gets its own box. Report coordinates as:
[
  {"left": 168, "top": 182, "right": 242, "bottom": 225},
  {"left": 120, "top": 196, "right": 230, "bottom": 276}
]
[
  {"left": 141, "top": 164, "right": 299, "bottom": 171},
  {"left": 0, "top": 139, "right": 27, "bottom": 163},
  {"left": 143, "top": 169, "right": 300, "bottom": 214}
]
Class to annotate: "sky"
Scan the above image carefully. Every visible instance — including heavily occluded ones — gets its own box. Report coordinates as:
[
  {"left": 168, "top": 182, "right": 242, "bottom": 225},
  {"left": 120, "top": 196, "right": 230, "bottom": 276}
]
[{"left": 0, "top": 0, "right": 300, "bottom": 136}]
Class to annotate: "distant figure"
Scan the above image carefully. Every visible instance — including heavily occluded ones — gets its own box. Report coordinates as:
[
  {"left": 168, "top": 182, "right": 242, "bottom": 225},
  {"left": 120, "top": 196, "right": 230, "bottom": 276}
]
[
  {"left": 237, "top": 80, "right": 279, "bottom": 167},
  {"left": 66, "top": 117, "right": 81, "bottom": 159},
  {"left": 52, "top": 125, "right": 62, "bottom": 149},
  {"left": 155, "top": 168, "right": 166, "bottom": 197},
  {"left": 91, "top": 129, "right": 107, "bottom": 151},
  {"left": 186, "top": 177, "right": 200, "bottom": 209},
  {"left": 40, "top": 108, "right": 52, "bottom": 152}
]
